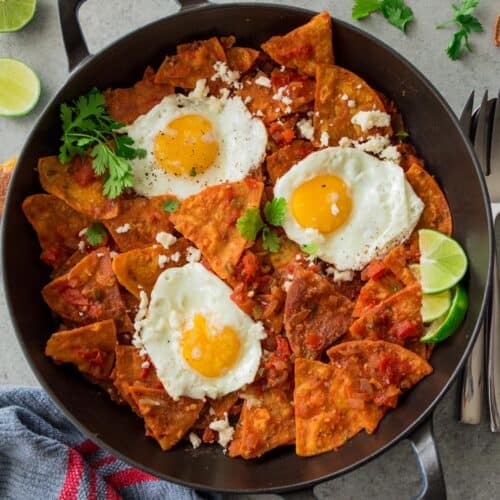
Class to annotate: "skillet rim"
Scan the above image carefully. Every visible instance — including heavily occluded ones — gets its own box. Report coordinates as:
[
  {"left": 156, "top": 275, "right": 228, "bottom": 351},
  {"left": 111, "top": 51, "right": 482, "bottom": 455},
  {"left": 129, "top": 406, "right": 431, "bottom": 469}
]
[{"left": 1, "top": 2, "right": 494, "bottom": 493}]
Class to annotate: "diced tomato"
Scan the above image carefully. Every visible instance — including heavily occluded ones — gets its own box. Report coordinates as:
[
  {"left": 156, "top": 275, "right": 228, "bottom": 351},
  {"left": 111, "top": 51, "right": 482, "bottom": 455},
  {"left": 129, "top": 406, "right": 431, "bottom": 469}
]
[
  {"left": 241, "top": 252, "right": 259, "bottom": 281},
  {"left": 275, "top": 335, "right": 291, "bottom": 357},
  {"left": 393, "top": 320, "right": 418, "bottom": 341},
  {"left": 40, "top": 246, "right": 63, "bottom": 267},
  {"left": 230, "top": 283, "right": 256, "bottom": 316},
  {"left": 268, "top": 122, "right": 295, "bottom": 146},
  {"left": 304, "top": 331, "right": 324, "bottom": 351},
  {"left": 362, "top": 260, "right": 386, "bottom": 281},
  {"left": 73, "top": 156, "right": 96, "bottom": 187}
]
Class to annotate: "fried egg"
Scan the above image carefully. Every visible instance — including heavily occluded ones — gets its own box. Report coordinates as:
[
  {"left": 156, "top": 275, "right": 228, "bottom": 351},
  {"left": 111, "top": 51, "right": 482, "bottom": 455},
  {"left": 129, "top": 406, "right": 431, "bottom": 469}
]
[
  {"left": 124, "top": 82, "right": 267, "bottom": 199},
  {"left": 140, "top": 262, "right": 266, "bottom": 400},
  {"left": 274, "top": 147, "right": 424, "bottom": 271}
]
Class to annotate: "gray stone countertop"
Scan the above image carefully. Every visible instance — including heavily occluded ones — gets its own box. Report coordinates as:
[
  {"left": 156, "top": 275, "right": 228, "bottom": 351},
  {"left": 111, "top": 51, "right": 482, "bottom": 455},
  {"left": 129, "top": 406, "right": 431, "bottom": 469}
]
[{"left": 0, "top": 1, "right": 499, "bottom": 498}]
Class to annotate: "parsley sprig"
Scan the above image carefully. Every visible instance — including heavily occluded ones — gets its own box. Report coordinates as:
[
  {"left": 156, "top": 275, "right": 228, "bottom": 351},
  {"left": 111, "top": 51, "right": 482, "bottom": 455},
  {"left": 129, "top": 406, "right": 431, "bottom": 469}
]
[
  {"left": 237, "top": 198, "right": 286, "bottom": 253},
  {"left": 437, "top": 0, "right": 483, "bottom": 60},
  {"left": 352, "top": 0, "right": 414, "bottom": 32},
  {"left": 59, "top": 89, "right": 146, "bottom": 199}
]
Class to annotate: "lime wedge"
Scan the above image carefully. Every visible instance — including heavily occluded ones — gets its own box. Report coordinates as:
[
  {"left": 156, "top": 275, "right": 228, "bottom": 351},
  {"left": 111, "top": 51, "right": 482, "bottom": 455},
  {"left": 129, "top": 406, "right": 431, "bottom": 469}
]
[
  {"left": 421, "top": 285, "right": 468, "bottom": 343},
  {"left": 418, "top": 229, "right": 468, "bottom": 294},
  {"left": 0, "top": 0, "right": 37, "bottom": 32},
  {"left": 422, "top": 288, "right": 451, "bottom": 322},
  {"left": 0, "top": 58, "right": 40, "bottom": 117}
]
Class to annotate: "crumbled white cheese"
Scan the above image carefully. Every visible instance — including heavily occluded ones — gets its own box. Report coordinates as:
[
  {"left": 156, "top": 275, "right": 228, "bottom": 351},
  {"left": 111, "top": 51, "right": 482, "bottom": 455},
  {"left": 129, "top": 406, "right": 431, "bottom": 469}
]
[
  {"left": 186, "top": 246, "right": 201, "bottom": 263},
  {"left": 141, "top": 360, "right": 150, "bottom": 369},
  {"left": 347, "top": 99, "right": 356, "bottom": 108},
  {"left": 254, "top": 109, "right": 264, "bottom": 117},
  {"left": 340, "top": 93, "right": 349, "bottom": 101},
  {"left": 338, "top": 136, "right": 355, "bottom": 148},
  {"left": 115, "top": 223, "right": 130, "bottom": 234},
  {"left": 244, "top": 95, "right": 252, "bottom": 104},
  {"left": 155, "top": 231, "right": 177, "bottom": 249},
  {"left": 78, "top": 227, "right": 88, "bottom": 237},
  {"left": 170, "top": 251, "right": 181, "bottom": 263},
  {"left": 296, "top": 118, "right": 314, "bottom": 141},
  {"left": 211, "top": 61, "right": 241, "bottom": 87},
  {"left": 158, "top": 254, "right": 169, "bottom": 268},
  {"left": 356, "top": 84, "right": 362, "bottom": 90},
  {"left": 357, "top": 135, "right": 391, "bottom": 155},
  {"left": 320, "top": 131, "right": 330, "bottom": 147},
  {"left": 283, "top": 280, "right": 292, "bottom": 292},
  {"left": 333, "top": 269, "right": 355, "bottom": 282},
  {"left": 380, "top": 145, "right": 401, "bottom": 162},
  {"left": 209, "top": 412, "right": 235, "bottom": 450},
  {"left": 247, "top": 290, "right": 255, "bottom": 297},
  {"left": 255, "top": 75, "right": 272, "bottom": 88},
  {"left": 295, "top": 254, "right": 302, "bottom": 261},
  {"left": 96, "top": 252, "right": 104, "bottom": 258},
  {"left": 110, "top": 251, "right": 119, "bottom": 259},
  {"left": 189, "top": 79, "right": 209, "bottom": 98},
  {"left": 240, "top": 392, "right": 262, "bottom": 409},
  {"left": 133, "top": 290, "right": 149, "bottom": 357},
  {"left": 78, "top": 240, "right": 85, "bottom": 252},
  {"left": 273, "top": 86, "right": 292, "bottom": 106},
  {"left": 189, "top": 432, "right": 202, "bottom": 449},
  {"left": 351, "top": 110, "right": 391, "bottom": 132}
]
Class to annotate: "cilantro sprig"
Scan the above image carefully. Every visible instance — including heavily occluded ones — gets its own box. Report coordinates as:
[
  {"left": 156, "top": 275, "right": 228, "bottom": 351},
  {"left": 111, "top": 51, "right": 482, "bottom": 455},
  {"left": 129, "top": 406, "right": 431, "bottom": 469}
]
[
  {"left": 301, "top": 243, "right": 318, "bottom": 256},
  {"left": 85, "top": 223, "right": 107, "bottom": 246},
  {"left": 163, "top": 198, "right": 180, "bottom": 213},
  {"left": 236, "top": 198, "right": 287, "bottom": 253},
  {"left": 437, "top": 0, "right": 483, "bottom": 60},
  {"left": 352, "top": 0, "right": 414, "bottom": 32},
  {"left": 59, "top": 89, "right": 146, "bottom": 199}
]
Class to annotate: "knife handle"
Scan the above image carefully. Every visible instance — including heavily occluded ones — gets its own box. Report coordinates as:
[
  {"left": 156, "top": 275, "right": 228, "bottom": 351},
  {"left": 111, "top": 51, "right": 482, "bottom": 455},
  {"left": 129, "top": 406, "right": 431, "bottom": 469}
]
[
  {"left": 460, "top": 322, "right": 484, "bottom": 424},
  {"left": 488, "top": 251, "right": 500, "bottom": 431}
]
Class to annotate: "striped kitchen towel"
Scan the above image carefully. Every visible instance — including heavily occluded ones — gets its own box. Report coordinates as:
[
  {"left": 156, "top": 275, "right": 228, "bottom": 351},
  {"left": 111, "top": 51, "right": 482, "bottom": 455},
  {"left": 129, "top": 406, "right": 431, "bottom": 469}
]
[{"left": 0, "top": 387, "right": 214, "bottom": 500}]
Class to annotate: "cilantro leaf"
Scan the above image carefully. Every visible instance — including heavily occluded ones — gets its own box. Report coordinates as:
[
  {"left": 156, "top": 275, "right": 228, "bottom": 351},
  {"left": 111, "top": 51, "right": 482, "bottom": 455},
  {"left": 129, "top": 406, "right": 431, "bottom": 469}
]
[
  {"left": 395, "top": 130, "right": 409, "bottom": 138},
  {"left": 86, "top": 223, "right": 107, "bottom": 246},
  {"left": 380, "top": 0, "right": 414, "bottom": 32},
  {"left": 236, "top": 208, "right": 265, "bottom": 241},
  {"left": 59, "top": 89, "right": 144, "bottom": 199},
  {"left": 264, "top": 197, "right": 287, "bottom": 227},
  {"left": 352, "top": 0, "right": 382, "bottom": 20},
  {"left": 301, "top": 243, "right": 318, "bottom": 255},
  {"left": 262, "top": 227, "right": 280, "bottom": 253},
  {"left": 163, "top": 199, "right": 180, "bottom": 213},
  {"left": 437, "top": 0, "right": 483, "bottom": 60}
]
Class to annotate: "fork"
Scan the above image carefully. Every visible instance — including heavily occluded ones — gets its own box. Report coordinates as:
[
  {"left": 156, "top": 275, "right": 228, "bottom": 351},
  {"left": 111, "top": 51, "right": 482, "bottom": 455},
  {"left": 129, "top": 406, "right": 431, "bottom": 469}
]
[{"left": 459, "top": 91, "right": 500, "bottom": 428}]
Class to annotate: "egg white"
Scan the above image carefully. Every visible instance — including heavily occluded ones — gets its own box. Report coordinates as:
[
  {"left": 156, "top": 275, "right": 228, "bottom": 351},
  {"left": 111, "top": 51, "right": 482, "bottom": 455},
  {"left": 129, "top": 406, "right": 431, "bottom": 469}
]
[
  {"left": 124, "top": 85, "right": 267, "bottom": 199},
  {"left": 274, "top": 147, "right": 424, "bottom": 271},
  {"left": 140, "top": 262, "right": 266, "bottom": 401}
]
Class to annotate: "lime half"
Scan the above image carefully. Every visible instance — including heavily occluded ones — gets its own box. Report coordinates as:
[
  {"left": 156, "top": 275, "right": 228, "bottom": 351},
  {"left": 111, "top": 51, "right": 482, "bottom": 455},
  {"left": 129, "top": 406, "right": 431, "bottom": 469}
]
[
  {"left": 421, "top": 285, "right": 468, "bottom": 343},
  {"left": 0, "top": 0, "right": 37, "bottom": 32},
  {"left": 419, "top": 229, "right": 468, "bottom": 294},
  {"left": 0, "top": 58, "right": 40, "bottom": 116}
]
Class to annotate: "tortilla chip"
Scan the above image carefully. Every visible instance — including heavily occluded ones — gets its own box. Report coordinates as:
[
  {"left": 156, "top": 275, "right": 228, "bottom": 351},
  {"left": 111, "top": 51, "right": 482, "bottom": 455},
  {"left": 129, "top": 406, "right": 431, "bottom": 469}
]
[
  {"left": 327, "top": 340, "right": 433, "bottom": 407},
  {"left": 284, "top": 269, "right": 353, "bottom": 359},
  {"left": 229, "top": 387, "right": 295, "bottom": 458},
  {"left": 406, "top": 163, "right": 452, "bottom": 236},
  {"left": 104, "top": 67, "right": 173, "bottom": 125},
  {"left": 313, "top": 64, "right": 392, "bottom": 146},
  {"left": 226, "top": 47, "right": 259, "bottom": 73},
  {"left": 112, "top": 345, "right": 162, "bottom": 411},
  {"left": 42, "top": 248, "right": 133, "bottom": 332},
  {"left": 261, "top": 12, "right": 334, "bottom": 77},
  {"left": 170, "top": 179, "right": 264, "bottom": 281},
  {"left": 23, "top": 194, "right": 92, "bottom": 269},
  {"left": 0, "top": 156, "right": 15, "bottom": 216},
  {"left": 266, "top": 140, "right": 314, "bottom": 184},
  {"left": 155, "top": 37, "right": 226, "bottom": 89},
  {"left": 45, "top": 320, "right": 117, "bottom": 380},
  {"left": 51, "top": 250, "right": 88, "bottom": 279},
  {"left": 129, "top": 386, "right": 203, "bottom": 451},
  {"left": 112, "top": 238, "right": 189, "bottom": 298},
  {"left": 38, "top": 156, "right": 119, "bottom": 220},
  {"left": 294, "top": 357, "right": 385, "bottom": 456},
  {"left": 270, "top": 68, "right": 316, "bottom": 112},
  {"left": 268, "top": 237, "right": 301, "bottom": 270},
  {"left": 104, "top": 196, "right": 176, "bottom": 252},
  {"left": 349, "top": 284, "right": 423, "bottom": 348}
]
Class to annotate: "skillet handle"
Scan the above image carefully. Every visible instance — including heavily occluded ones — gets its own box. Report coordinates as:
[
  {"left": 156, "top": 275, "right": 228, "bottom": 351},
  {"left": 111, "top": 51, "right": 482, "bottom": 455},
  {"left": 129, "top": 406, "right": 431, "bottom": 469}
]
[
  {"left": 58, "top": 0, "right": 90, "bottom": 72},
  {"left": 407, "top": 417, "right": 447, "bottom": 500}
]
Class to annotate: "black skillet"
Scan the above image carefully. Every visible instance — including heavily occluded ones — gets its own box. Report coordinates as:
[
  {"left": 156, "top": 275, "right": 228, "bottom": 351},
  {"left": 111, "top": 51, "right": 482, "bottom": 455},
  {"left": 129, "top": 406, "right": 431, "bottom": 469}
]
[{"left": 1, "top": 1, "right": 493, "bottom": 498}]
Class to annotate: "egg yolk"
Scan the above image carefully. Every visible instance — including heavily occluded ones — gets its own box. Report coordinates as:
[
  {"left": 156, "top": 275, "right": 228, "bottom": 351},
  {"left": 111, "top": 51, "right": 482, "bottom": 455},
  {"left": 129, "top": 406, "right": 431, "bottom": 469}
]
[
  {"left": 291, "top": 174, "right": 352, "bottom": 234},
  {"left": 154, "top": 114, "right": 219, "bottom": 176},
  {"left": 181, "top": 314, "right": 241, "bottom": 378}
]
